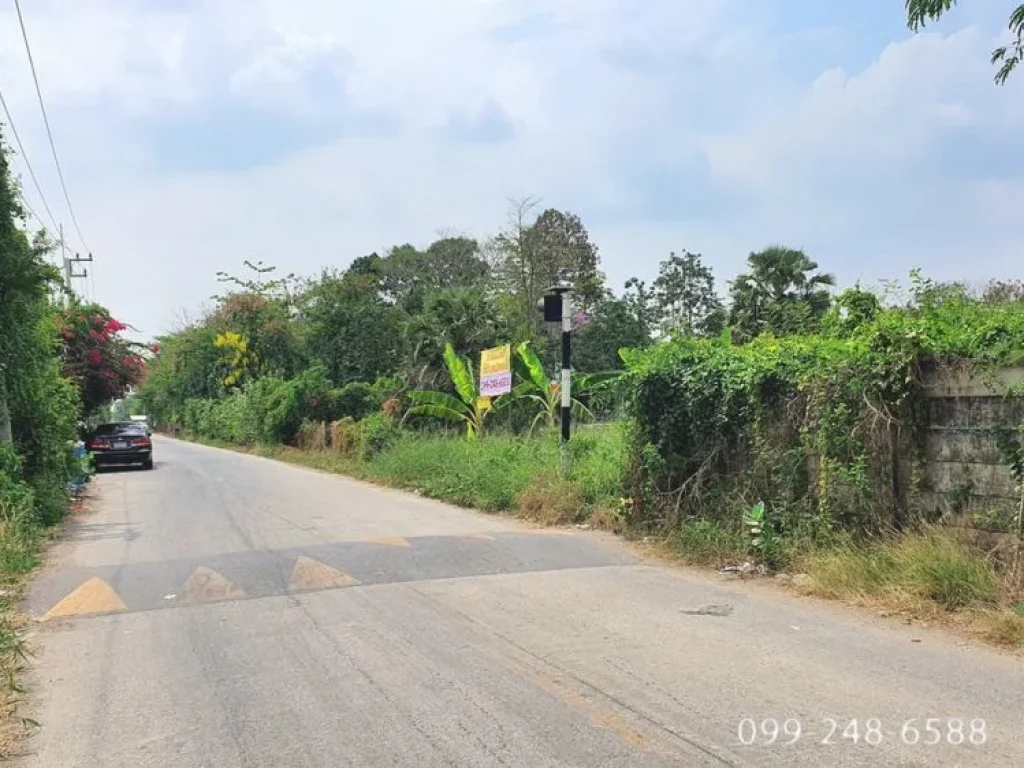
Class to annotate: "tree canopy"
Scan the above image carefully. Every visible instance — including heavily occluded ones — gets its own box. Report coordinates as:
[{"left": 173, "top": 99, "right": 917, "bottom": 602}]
[{"left": 906, "top": 0, "right": 1024, "bottom": 84}]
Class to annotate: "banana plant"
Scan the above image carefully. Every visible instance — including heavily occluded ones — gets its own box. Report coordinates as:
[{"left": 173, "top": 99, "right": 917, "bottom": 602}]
[
  {"left": 404, "top": 343, "right": 492, "bottom": 439},
  {"left": 512, "top": 341, "right": 612, "bottom": 434}
]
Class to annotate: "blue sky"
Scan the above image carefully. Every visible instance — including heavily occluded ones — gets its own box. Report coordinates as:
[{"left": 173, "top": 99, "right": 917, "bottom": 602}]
[{"left": 1, "top": 0, "right": 1022, "bottom": 336}]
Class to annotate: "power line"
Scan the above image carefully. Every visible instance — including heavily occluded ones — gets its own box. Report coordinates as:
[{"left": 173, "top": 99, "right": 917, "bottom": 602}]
[
  {"left": 17, "top": 191, "right": 41, "bottom": 225},
  {"left": 13, "top": 0, "right": 91, "bottom": 255},
  {"left": 0, "top": 80, "right": 60, "bottom": 233}
]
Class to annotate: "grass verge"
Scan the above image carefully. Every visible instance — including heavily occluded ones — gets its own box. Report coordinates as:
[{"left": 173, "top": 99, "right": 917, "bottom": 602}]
[
  {"left": 0, "top": 500, "right": 49, "bottom": 756},
  {"left": 793, "top": 527, "right": 1024, "bottom": 650},
  {"left": 186, "top": 425, "right": 627, "bottom": 526}
]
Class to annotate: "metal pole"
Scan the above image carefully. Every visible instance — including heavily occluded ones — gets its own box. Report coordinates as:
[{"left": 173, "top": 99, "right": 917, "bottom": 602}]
[
  {"left": 560, "top": 289, "right": 572, "bottom": 474},
  {"left": 60, "top": 223, "right": 71, "bottom": 301}
]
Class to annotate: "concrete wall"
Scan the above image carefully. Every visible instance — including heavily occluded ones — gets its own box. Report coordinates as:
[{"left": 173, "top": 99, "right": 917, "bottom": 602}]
[{"left": 915, "top": 364, "right": 1024, "bottom": 530}]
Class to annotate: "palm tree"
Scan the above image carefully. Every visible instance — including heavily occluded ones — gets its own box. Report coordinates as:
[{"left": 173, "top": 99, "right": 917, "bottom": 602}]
[
  {"left": 404, "top": 288, "right": 507, "bottom": 389},
  {"left": 728, "top": 246, "right": 835, "bottom": 339},
  {"left": 404, "top": 343, "right": 493, "bottom": 439}
]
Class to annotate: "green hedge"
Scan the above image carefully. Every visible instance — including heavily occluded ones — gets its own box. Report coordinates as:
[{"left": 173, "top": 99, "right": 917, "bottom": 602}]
[
  {"left": 175, "top": 367, "right": 394, "bottom": 445},
  {"left": 622, "top": 294, "right": 1024, "bottom": 549}
]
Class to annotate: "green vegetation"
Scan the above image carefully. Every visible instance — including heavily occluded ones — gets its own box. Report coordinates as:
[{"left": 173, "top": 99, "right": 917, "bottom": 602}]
[
  {"left": 906, "top": 1, "right": 1024, "bottom": 85},
  {"left": 623, "top": 272, "right": 1024, "bottom": 563},
  {"left": 406, "top": 344, "right": 494, "bottom": 439},
  {"left": 1, "top": 130, "right": 140, "bottom": 747},
  {"left": 799, "top": 530, "right": 999, "bottom": 610},
  {"left": 137, "top": 194, "right": 1024, "bottom": 648}
]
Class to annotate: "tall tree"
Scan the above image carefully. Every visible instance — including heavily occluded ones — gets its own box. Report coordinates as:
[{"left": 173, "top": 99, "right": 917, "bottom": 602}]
[
  {"left": 528, "top": 208, "right": 605, "bottom": 311},
  {"left": 492, "top": 199, "right": 606, "bottom": 335},
  {"left": 299, "top": 269, "right": 405, "bottom": 385},
  {"left": 424, "top": 236, "right": 490, "bottom": 289},
  {"left": 907, "top": 1, "right": 1023, "bottom": 84},
  {"left": 652, "top": 250, "right": 724, "bottom": 337},
  {"left": 623, "top": 277, "right": 657, "bottom": 338},
  {"left": 378, "top": 237, "right": 490, "bottom": 313},
  {"left": 573, "top": 297, "right": 651, "bottom": 371},
  {"left": 213, "top": 261, "right": 305, "bottom": 378},
  {"left": 728, "top": 246, "right": 835, "bottom": 339}
]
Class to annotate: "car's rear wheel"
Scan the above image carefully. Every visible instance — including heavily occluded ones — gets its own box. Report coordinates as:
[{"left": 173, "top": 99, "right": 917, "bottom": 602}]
[{"left": 143, "top": 457, "right": 154, "bottom": 470}]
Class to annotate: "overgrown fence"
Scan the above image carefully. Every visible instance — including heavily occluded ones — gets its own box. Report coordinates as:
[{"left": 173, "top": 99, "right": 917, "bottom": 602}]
[{"left": 621, "top": 299, "right": 1024, "bottom": 567}]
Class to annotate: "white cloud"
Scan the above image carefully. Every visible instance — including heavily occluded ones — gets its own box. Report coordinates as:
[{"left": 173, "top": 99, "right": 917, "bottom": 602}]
[{"left": 0, "top": 1, "right": 1021, "bottom": 335}]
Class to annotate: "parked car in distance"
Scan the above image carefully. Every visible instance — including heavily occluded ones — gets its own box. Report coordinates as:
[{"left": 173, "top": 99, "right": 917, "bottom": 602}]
[{"left": 87, "top": 422, "right": 154, "bottom": 470}]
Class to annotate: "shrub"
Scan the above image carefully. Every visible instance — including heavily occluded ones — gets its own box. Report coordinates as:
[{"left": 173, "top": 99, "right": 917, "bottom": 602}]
[
  {"left": 358, "top": 412, "right": 399, "bottom": 461},
  {"left": 328, "top": 382, "right": 378, "bottom": 421},
  {"left": 330, "top": 417, "right": 361, "bottom": 457},
  {"left": 0, "top": 446, "right": 33, "bottom": 512},
  {"left": 517, "top": 471, "right": 583, "bottom": 525},
  {"left": 622, "top": 295, "right": 1024, "bottom": 547},
  {"left": 296, "top": 420, "right": 327, "bottom": 451}
]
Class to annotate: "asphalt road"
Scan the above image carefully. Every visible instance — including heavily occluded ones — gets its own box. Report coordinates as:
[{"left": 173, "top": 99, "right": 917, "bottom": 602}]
[{"left": 16, "top": 437, "right": 1024, "bottom": 767}]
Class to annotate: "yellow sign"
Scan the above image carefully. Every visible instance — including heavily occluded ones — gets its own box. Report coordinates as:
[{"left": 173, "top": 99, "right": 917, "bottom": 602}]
[
  {"left": 480, "top": 345, "right": 511, "bottom": 376},
  {"left": 480, "top": 345, "right": 513, "bottom": 396}
]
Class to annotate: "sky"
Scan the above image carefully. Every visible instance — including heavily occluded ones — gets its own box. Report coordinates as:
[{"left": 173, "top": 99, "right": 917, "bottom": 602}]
[{"left": 1, "top": 0, "right": 1022, "bottom": 338}]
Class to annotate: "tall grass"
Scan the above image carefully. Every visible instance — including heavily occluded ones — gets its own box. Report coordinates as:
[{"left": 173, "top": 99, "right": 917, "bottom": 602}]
[
  {"left": 248, "top": 424, "right": 627, "bottom": 524},
  {"left": 0, "top": 500, "right": 44, "bottom": 753},
  {"left": 797, "top": 528, "right": 1000, "bottom": 610},
  {"left": 792, "top": 527, "right": 1024, "bottom": 648},
  {"left": 0, "top": 502, "right": 44, "bottom": 579},
  {"left": 360, "top": 424, "right": 626, "bottom": 516}
]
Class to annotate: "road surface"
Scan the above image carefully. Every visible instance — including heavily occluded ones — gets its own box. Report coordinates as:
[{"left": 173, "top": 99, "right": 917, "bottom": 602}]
[{"left": 16, "top": 437, "right": 1024, "bottom": 767}]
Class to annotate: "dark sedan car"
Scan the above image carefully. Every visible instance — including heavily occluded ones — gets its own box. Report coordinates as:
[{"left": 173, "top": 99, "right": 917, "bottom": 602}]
[{"left": 87, "top": 422, "right": 154, "bottom": 470}]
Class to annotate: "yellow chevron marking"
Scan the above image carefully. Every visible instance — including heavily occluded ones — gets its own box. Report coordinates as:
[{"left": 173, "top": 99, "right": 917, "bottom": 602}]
[
  {"left": 365, "top": 536, "right": 411, "bottom": 548},
  {"left": 290, "top": 556, "right": 360, "bottom": 592},
  {"left": 181, "top": 566, "right": 246, "bottom": 603},
  {"left": 43, "top": 577, "right": 127, "bottom": 620}
]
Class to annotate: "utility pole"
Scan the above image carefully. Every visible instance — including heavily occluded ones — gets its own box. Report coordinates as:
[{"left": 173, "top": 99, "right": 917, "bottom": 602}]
[
  {"left": 60, "top": 224, "right": 93, "bottom": 300},
  {"left": 540, "top": 284, "right": 573, "bottom": 474}
]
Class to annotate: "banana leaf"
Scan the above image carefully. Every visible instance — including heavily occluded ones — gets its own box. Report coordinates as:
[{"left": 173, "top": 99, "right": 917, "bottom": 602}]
[
  {"left": 515, "top": 341, "right": 550, "bottom": 392},
  {"left": 405, "top": 404, "right": 473, "bottom": 433},
  {"left": 575, "top": 371, "right": 622, "bottom": 393},
  {"left": 406, "top": 389, "right": 470, "bottom": 416},
  {"left": 443, "top": 342, "right": 477, "bottom": 405}
]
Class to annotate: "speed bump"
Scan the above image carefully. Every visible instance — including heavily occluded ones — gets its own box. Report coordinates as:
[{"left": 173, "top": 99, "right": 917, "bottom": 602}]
[
  {"left": 289, "top": 556, "right": 359, "bottom": 592},
  {"left": 364, "top": 537, "right": 411, "bottom": 548},
  {"left": 43, "top": 577, "right": 127, "bottom": 620},
  {"left": 181, "top": 566, "right": 246, "bottom": 603}
]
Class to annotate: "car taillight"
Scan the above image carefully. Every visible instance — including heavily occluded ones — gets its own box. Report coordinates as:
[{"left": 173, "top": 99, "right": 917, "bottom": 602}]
[
  {"left": 131, "top": 437, "right": 151, "bottom": 447},
  {"left": 89, "top": 439, "right": 110, "bottom": 450}
]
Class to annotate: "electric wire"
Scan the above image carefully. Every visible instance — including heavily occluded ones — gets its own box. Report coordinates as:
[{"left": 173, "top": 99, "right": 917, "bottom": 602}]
[
  {"left": 13, "top": 0, "right": 91, "bottom": 255},
  {"left": 0, "top": 79, "right": 60, "bottom": 233}
]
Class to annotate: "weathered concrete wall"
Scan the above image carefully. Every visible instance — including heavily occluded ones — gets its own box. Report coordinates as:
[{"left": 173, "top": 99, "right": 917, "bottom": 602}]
[{"left": 914, "top": 364, "right": 1024, "bottom": 529}]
